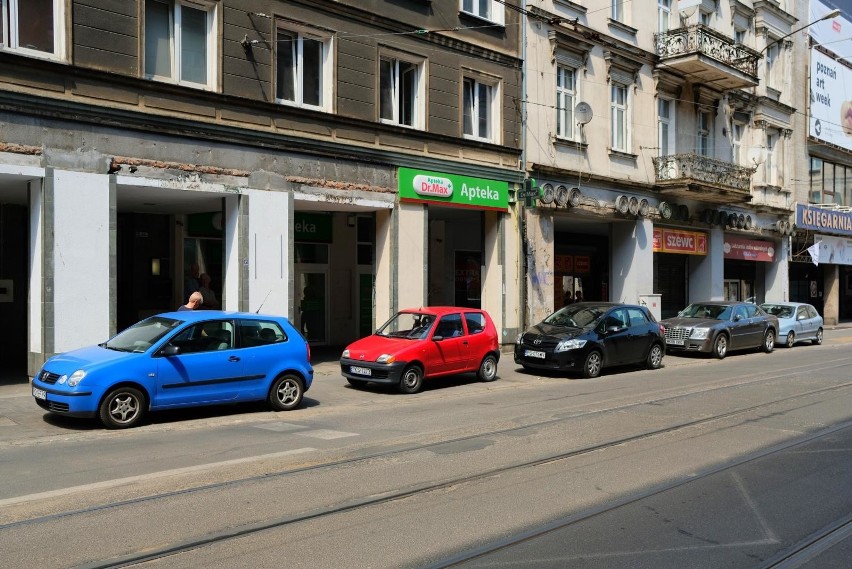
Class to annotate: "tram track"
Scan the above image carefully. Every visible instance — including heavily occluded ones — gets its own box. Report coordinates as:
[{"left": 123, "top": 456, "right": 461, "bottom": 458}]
[{"left": 29, "top": 374, "right": 852, "bottom": 568}]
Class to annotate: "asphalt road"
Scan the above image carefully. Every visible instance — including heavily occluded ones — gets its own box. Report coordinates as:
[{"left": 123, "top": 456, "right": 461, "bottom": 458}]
[{"left": 1, "top": 328, "right": 851, "bottom": 568}]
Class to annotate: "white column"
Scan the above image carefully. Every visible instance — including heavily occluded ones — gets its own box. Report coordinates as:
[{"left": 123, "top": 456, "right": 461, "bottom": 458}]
[
  {"left": 525, "top": 208, "right": 554, "bottom": 325},
  {"left": 396, "top": 202, "right": 426, "bottom": 310},
  {"left": 374, "top": 208, "right": 393, "bottom": 327},
  {"left": 52, "top": 170, "right": 111, "bottom": 352},
  {"left": 611, "top": 218, "right": 654, "bottom": 304},
  {"left": 243, "top": 189, "right": 289, "bottom": 315},
  {"left": 222, "top": 194, "right": 242, "bottom": 312},
  {"left": 689, "top": 227, "right": 725, "bottom": 301},
  {"left": 481, "top": 211, "right": 503, "bottom": 338},
  {"left": 765, "top": 236, "right": 789, "bottom": 301}
]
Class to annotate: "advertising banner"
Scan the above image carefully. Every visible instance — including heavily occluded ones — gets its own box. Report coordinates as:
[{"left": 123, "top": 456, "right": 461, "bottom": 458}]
[
  {"left": 398, "top": 167, "right": 509, "bottom": 211},
  {"left": 653, "top": 228, "right": 708, "bottom": 255},
  {"left": 723, "top": 236, "right": 775, "bottom": 262},
  {"left": 814, "top": 234, "right": 852, "bottom": 265},
  {"left": 796, "top": 204, "right": 852, "bottom": 236},
  {"left": 809, "top": 1, "right": 852, "bottom": 67},
  {"left": 809, "top": 49, "right": 852, "bottom": 152}
]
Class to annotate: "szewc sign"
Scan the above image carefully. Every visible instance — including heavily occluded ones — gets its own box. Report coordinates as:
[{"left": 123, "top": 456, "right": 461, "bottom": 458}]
[{"left": 398, "top": 167, "right": 509, "bottom": 211}]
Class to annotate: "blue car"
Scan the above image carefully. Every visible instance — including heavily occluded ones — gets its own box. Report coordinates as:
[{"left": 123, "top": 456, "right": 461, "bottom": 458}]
[
  {"left": 760, "top": 302, "right": 824, "bottom": 348},
  {"left": 32, "top": 311, "right": 313, "bottom": 428}
]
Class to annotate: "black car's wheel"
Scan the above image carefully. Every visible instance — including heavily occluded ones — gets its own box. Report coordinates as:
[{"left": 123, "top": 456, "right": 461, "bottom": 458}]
[
  {"left": 268, "top": 374, "right": 304, "bottom": 411},
  {"left": 99, "top": 387, "right": 146, "bottom": 429},
  {"left": 399, "top": 365, "right": 423, "bottom": 394},
  {"left": 814, "top": 328, "right": 824, "bottom": 345},
  {"left": 582, "top": 351, "right": 602, "bottom": 378},
  {"left": 346, "top": 378, "right": 367, "bottom": 388},
  {"left": 762, "top": 329, "right": 775, "bottom": 353},
  {"left": 785, "top": 331, "right": 796, "bottom": 348},
  {"left": 646, "top": 343, "right": 664, "bottom": 370},
  {"left": 713, "top": 334, "right": 728, "bottom": 359},
  {"left": 477, "top": 354, "right": 498, "bottom": 382}
]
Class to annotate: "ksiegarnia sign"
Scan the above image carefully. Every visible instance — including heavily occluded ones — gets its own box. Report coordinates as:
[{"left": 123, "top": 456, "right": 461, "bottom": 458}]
[{"left": 398, "top": 167, "right": 509, "bottom": 211}]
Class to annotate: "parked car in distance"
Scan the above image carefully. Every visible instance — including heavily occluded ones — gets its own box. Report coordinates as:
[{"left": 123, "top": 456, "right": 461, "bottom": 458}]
[
  {"left": 340, "top": 307, "right": 500, "bottom": 393},
  {"left": 32, "top": 311, "right": 313, "bottom": 429},
  {"left": 514, "top": 302, "right": 665, "bottom": 378},
  {"left": 760, "top": 302, "right": 824, "bottom": 348},
  {"left": 662, "top": 301, "right": 778, "bottom": 359}
]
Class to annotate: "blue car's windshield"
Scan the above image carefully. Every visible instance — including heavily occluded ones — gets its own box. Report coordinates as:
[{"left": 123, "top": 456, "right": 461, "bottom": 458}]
[
  {"left": 680, "top": 304, "right": 732, "bottom": 320},
  {"left": 543, "top": 305, "right": 606, "bottom": 329},
  {"left": 104, "top": 316, "right": 182, "bottom": 353},
  {"left": 761, "top": 304, "right": 794, "bottom": 318}
]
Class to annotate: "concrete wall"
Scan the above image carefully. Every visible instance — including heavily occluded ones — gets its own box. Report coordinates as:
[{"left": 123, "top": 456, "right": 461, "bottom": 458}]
[
  {"left": 396, "top": 202, "right": 427, "bottom": 310},
  {"left": 689, "top": 228, "right": 726, "bottom": 301},
  {"left": 525, "top": 208, "right": 555, "bottom": 325},
  {"left": 245, "top": 188, "right": 289, "bottom": 316},
  {"left": 611, "top": 218, "right": 654, "bottom": 304}
]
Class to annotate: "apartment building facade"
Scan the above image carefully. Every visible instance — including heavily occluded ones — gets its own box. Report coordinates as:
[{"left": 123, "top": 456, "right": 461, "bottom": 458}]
[
  {"left": 0, "top": 0, "right": 526, "bottom": 377},
  {"left": 522, "top": 0, "right": 801, "bottom": 323}
]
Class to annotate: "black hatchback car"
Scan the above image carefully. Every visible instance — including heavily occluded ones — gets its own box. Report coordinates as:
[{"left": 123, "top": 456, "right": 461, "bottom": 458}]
[{"left": 514, "top": 302, "right": 666, "bottom": 378}]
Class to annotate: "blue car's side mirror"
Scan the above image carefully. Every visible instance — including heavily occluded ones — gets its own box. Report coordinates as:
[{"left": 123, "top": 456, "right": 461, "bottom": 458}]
[{"left": 160, "top": 345, "right": 181, "bottom": 357}]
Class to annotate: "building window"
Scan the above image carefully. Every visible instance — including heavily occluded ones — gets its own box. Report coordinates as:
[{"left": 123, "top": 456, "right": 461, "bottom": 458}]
[
  {"left": 145, "top": 0, "right": 217, "bottom": 89},
  {"left": 610, "top": 83, "right": 629, "bottom": 152},
  {"left": 658, "top": 0, "right": 671, "bottom": 33},
  {"left": 611, "top": 0, "right": 623, "bottom": 22},
  {"left": 0, "top": 0, "right": 64, "bottom": 59},
  {"left": 697, "top": 111, "right": 712, "bottom": 157},
  {"left": 276, "top": 27, "right": 331, "bottom": 110},
  {"left": 460, "top": 0, "right": 504, "bottom": 25},
  {"left": 380, "top": 55, "right": 423, "bottom": 128},
  {"left": 734, "top": 28, "right": 746, "bottom": 44},
  {"left": 765, "top": 132, "right": 778, "bottom": 186},
  {"left": 556, "top": 65, "right": 577, "bottom": 140},
  {"left": 810, "top": 157, "right": 823, "bottom": 203},
  {"left": 731, "top": 122, "right": 744, "bottom": 164},
  {"left": 765, "top": 42, "right": 779, "bottom": 90},
  {"left": 658, "top": 97, "right": 674, "bottom": 156},
  {"left": 699, "top": 10, "right": 711, "bottom": 25},
  {"left": 463, "top": 76, "right": 499, "bottom": 143}
]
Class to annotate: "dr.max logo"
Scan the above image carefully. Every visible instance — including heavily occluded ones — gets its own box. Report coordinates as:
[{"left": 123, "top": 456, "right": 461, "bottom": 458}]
[{"left": 413, "top": 175, "right": 453, "bottom": 198}]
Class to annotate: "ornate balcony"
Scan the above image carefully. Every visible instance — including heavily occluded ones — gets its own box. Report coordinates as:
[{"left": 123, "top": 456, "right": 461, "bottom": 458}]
[
  {"left": 655, "top": 25, "right": 759, "bottom": 90},
  {"left": 653, "top": 153, "right": 755, "bottom": 204}
]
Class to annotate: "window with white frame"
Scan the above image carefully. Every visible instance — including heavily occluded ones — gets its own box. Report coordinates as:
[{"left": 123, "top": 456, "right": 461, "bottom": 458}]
[
  {"left": 556, "top": 64, "right": 577, "bottom": 140},
  {"left": 276, "top": 26, "right": 332, "bottom": 111},
  {"left": 611, "top": 0, "right": 623, "bottom": 22},
  {"left": 610, "top": 82, "right": 629, "bottom": 152},
  {"left": 699, "top": 10, "right": 711, "bottom": 25},
  {"left": 765, "top": 42, "right": 779, "bottom": 90},
  {"left": 380, "top": 54, "right": 424, "bottom": 128},
  {"left": 658, "top": 0, "right": 672, "bottom": 33},
  {"left": 731, "top": 122, "right": 744, "bottom": 164},
  {"left": 734, "top": 27, "right": 746, "bottom": 44},
  {"left": 658, "top": 97, "right": 674, "bottom": 156},
  {"left": 697, "top": 110, "right": 713, "bottom": 157},
  {"left": 765, "top": 132, "right": 777, "bottom": 185},
  {"left": 145, "top": 0, "right": 217, "bottom": 90},
  {"left": 463, "top": 75, "right": 500, "bottom": 143},
  {"left": 460, "top": 0, "right": 504, "bottom": 25},
  {"left": 0, "top": 0, "right": 64, "bottom": 59}
]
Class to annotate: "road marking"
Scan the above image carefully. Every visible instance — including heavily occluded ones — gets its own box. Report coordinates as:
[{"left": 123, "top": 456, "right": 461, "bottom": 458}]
[
  {"left": 253, "top": 422, "right": 306, "bottom": 432},
  {"left": 0, "top": 447, "right": 316, "bottom": 508},
  {"left": 0, "top": 417, "right": 17, "bottom": 427},
  {"left": 298, "top": 429, "right": 359, "bottom": 440}
]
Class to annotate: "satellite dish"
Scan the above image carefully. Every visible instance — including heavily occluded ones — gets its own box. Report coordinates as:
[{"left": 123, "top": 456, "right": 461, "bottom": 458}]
[
  {"left": 678, "top": 0, "right": 700, "bottom": 18},
  {"left": 575, "top": 102, "right": 593, "bottom": 125}
]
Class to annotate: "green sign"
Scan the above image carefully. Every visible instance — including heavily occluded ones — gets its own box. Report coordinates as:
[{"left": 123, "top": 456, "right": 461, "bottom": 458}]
[
  {"left": 294, "top": 212, "right": 332, "bottom": 243},
  {"left": 398, "top": 167, "right": 509, "bottom": 211}
]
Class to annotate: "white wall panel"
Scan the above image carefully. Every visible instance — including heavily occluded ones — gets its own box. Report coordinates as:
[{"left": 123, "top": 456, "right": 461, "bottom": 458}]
[{"left": 245, "top": 189, "right": 289, "bottom": 316}]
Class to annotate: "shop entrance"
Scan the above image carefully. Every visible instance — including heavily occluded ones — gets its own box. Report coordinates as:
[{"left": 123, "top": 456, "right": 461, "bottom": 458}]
[
  {"left": 554, "top": 232, "right": 609, "bottom": 307},
  {"left": 0, "top": 203, "right": 28, "bottom": 380},
  {"left": 294, "top": 240, "right": 329, "bottom": 345},
  {"left": 654, "top": 253, "right": 687, "bottom": 318},
  {"left": 724, "top": 260, "right": 757, "bottom": 302},
  {"left": 427, "top": 207, "right": 483, "bottom": 307}
]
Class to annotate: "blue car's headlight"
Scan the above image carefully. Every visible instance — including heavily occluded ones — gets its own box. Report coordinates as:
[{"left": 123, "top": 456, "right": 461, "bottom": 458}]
[
  {"left": 555, "top": 339, "right": 587, "bottom": 353},
  {"left": 60, "top": 370, "right": 87, "bottom": 387}
]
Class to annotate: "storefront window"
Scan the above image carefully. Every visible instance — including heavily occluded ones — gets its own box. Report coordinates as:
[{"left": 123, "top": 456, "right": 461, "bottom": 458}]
[
  {"left": 823, "top": 162, "right": 836, "bottom": 204},
  {"left": 810, "top": 157, "right": 823, "bottom": 203}
]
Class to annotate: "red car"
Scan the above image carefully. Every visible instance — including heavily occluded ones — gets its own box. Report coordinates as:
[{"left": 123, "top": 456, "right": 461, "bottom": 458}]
[{"left": 340, "top": 307, "right": 500, "bottom": 393}]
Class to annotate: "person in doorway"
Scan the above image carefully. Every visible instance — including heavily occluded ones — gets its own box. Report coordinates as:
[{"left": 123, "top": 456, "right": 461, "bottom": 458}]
[
  {"left": 198, "top": 273, "right": 220, "bottom": 309},
  {"left": 178, "top": 291, "right": 203, "bottom": 311},
  {"left": 183, "top": 263, "right": 200, "bottom": 304},
  {"left": 564, "top": 291, "right": 574, "bottom": 306},
  {"left": 574, "top": 290, "right": 584, "bottom": 303}
]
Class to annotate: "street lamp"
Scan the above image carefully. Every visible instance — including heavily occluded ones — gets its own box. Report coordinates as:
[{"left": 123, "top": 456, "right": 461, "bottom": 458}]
[{"left": 759, "top": 9, "right": 841, "bottom": 56}]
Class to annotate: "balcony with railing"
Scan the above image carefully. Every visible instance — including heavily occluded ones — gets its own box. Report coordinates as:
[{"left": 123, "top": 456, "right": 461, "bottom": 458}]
[
  {"left": 652, "top": 153, "right": 756, "bottom": 204},
  {"left": 655, "top": 25, "right": 760, "bottom": 90}
]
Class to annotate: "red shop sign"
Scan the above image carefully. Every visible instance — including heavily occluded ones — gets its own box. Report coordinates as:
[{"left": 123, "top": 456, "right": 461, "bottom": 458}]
[
  {"left": 723, "top": 236, "right": 775, "bottom": 262},
  {"left": 653, "top": 228, "right": 708, "bottom": 255}
]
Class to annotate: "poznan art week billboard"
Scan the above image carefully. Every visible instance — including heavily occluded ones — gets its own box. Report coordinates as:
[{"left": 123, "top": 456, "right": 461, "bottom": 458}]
[{"left": 809, "top": 49, "right": 852, "bottom": 152}]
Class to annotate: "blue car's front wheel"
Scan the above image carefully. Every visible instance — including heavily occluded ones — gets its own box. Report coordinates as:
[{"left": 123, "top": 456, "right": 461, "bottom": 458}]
[
  {"left": 269, "top": 375, "right": 304, "bottom": 411},
  {"left": 99, "top": 387, "right": 147, "bottom": 429}
]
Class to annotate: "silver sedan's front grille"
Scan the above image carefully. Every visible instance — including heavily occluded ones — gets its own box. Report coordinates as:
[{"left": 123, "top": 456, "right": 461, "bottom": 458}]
[{"left": 664, "top": 327, "right": 691, "bottom": 343}]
